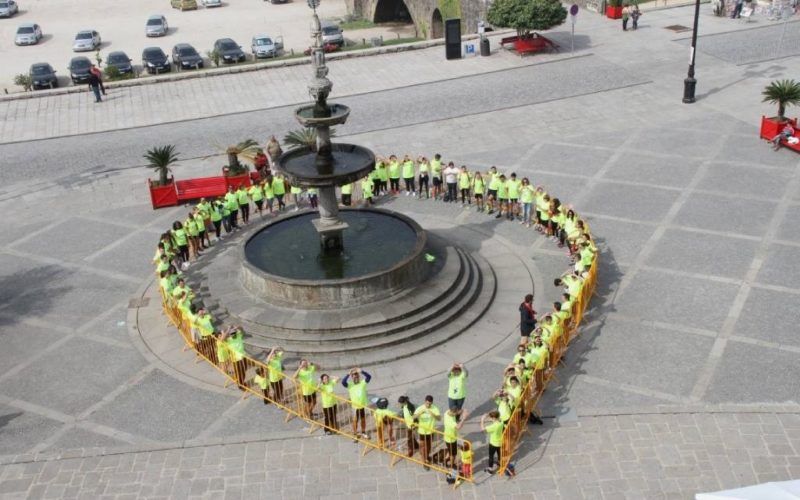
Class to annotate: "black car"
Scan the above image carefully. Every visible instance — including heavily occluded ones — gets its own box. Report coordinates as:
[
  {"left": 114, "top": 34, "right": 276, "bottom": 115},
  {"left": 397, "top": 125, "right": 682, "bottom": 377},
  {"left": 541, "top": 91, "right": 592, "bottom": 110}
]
[
  {"left": 67, "top": 56, "right": 92, "bottom": 84},
  {"left": 213, "top": 38, "right": 245, "bottom": 64},
  {"left": 141, "top": 46, "right": 172, "bottom": 74},
  {"left": 29, "top": 62, "right": 58, "bottom": 89},
  {"left": 172, "top": 43, "right": 204, "bottom": 70},
  {"left": 106, "top": 51, "right": 134, "bottom": 75}
]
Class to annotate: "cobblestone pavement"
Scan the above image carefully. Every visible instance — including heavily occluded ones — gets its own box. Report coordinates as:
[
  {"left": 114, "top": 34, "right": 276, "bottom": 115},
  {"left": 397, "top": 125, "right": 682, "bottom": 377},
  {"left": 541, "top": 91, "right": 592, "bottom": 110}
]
[
  {"left": 0, "top": 408, "right": 798, "bottom": 499},
  {"left": 1, "top": 3, "right": 800, "bottom": 499}
]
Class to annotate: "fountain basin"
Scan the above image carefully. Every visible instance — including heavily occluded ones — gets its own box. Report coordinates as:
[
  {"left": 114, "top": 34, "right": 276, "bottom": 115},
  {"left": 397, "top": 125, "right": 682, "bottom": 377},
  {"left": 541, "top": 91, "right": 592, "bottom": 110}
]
[
  {"left": 275, "top": 143, "right": 375, "bottom": 188},
  {"left": 241, "top": 208, "right": 428, "bottom": 309},
  {"left": 295, "top": 103, "right": 351, "bottom": 127}
]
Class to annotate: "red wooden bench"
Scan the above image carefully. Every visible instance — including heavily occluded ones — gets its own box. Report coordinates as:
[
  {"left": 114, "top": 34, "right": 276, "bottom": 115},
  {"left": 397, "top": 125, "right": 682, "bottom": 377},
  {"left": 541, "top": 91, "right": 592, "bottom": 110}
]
[
  {"left": 175, "top": 176, "right": 228, "bottom": 202},
  {"left": 760, "top": 116, "right": 800, "bottom": 153},
  {"left": 500, "top": 34, "right": 559, "bottom": 56}
]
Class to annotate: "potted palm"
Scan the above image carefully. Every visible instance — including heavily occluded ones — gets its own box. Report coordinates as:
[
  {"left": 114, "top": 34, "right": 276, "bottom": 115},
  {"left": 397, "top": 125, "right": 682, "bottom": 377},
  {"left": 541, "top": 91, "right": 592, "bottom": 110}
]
[
  {"left": 222, "top": 139, "right": 259, "bottom": 189},
  {"left": 145, "top": 145, "right": 180, "bottom": 209},
  {"left": 760, "top": 79, "right": 800, "bottom": 140}
]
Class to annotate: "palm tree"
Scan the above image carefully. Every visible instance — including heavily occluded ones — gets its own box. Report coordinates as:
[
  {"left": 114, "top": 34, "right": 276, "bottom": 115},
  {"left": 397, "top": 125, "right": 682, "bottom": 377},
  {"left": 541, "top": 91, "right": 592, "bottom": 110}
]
[
  {"left": 762, "top": 79, "right": 800, "bottom": 121},
  {"left": 143, "top": 145, "right": 180, "bottom": 186},
  {"left": 283, "top": 128, "right": 336, "bottom": 152},
  {"left": 225, "top": 139, "right": 261, "bottom": 175}
]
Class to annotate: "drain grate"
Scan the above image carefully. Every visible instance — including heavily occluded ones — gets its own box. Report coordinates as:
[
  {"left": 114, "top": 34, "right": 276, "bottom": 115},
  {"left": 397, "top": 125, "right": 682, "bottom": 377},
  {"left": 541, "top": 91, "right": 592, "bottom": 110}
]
[{"left": 665, "top": 24, "right": 692, "bottom": 33}]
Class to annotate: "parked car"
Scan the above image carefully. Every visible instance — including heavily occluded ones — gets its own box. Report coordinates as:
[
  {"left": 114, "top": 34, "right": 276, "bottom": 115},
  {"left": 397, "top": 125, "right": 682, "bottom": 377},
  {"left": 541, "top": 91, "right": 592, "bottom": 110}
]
[
  {"left": 251, "top": 34, "right": 283, "bottom": 58},
  {"left": 320, "top": 20, "right": 344, "bottom": 47},
  {"left": 142, "top": 46, "right": 171, "bottom": 74},
  {"left": 213, "top": 38, "right": 245, "bottom": 63},
  {"left": 14, "top": 23, "right": 42, "bottom": 46},
  {"left": 0, "top": 0, "right": 19, "bottom": 18},
  {"left": 106, "top": 51, "right": 134, "bottom": 75},
  {"left": 67, "top": 56, "right": 92, "bottom": 84},
  {"left": 171, "top": 43, "right": 203, "bottom": 69},
  {"left": 171, "top": 0, "right": 198, "bottom": 10},
  {"left": 72, "top": 30, "right": 101, "bottom": 52},
  {"left": 29, "top": 62, "right": 57, "bottom": 89},
  {"left": 201, "top": 0, "right": 222, "bottom": 6},
  {"left": 145, "top": 15, "right": 169, "bottom": 37},
  {"left": 267, "top": 0, "right": 288, "bottom": 4}
]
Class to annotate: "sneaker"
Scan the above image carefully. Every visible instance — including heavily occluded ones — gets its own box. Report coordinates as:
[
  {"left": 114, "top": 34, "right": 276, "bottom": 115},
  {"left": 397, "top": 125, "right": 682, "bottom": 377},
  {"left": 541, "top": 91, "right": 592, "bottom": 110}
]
[
  {"left": 495, "top": 214, "right": 502, "bottom": 219},
  {"left": 485, "top": 467, "right": 496, "bottom": 475}
]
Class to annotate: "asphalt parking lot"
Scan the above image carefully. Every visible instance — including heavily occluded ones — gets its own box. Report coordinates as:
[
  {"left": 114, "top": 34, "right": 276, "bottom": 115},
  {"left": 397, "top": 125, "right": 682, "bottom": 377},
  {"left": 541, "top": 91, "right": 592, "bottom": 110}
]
[{"left": 0, "top": 0, "right": 412, "bottom": 92}]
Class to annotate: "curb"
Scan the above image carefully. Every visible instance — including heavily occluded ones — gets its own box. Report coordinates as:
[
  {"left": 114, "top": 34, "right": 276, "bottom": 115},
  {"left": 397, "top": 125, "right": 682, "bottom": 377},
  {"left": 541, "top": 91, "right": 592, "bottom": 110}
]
[{"left": 0, "top": 31, "right": 510, "bottom": 103}]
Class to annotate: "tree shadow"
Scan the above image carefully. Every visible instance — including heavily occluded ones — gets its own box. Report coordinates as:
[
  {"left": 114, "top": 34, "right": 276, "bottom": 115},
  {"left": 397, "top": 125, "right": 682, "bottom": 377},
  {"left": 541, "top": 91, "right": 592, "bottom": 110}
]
[
  {"left": 0, "top": 264, "right": 73, "bottom": 328},
  {"left": 0, "top": 411, "right": 23, "bottom": 432}
]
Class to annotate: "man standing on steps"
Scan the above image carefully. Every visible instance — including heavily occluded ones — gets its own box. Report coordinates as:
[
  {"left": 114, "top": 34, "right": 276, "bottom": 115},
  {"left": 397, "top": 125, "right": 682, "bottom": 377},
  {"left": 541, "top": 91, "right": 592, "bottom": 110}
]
[{"left": 447, "top": 363, "right": 468, "bottom": 410}]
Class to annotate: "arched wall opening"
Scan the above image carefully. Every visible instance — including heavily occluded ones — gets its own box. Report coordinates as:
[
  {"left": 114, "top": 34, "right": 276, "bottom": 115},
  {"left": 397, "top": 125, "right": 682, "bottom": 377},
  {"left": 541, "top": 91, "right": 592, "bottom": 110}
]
[
  {"left": 431, "top": 8, "right": 444, "bottom": 38},
  {"left": 373, "top": 0, "right": 413, "bottom": 23}
]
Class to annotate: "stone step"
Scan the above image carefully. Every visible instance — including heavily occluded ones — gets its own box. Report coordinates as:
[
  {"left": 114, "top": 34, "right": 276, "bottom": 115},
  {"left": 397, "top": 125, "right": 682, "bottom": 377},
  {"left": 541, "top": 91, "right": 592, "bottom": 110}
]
[
  {"left": 245, "top": 252, "right": 496, "bottom": 370},
  {"left": 233, "top": 242, "right": 465, "bottom": 336},
  {"left": 238, "top": 246, "right": 474, "bottom": 344}
]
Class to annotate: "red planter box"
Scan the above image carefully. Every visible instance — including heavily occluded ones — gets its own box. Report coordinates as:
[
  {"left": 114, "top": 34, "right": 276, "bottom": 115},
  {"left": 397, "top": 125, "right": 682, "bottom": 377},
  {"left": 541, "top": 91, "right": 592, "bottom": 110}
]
[
  {"left": 148, "top": 178, "right": 178, "bottom": 209},
  {"left": 760, "top": 115, "right": 797, "bottom": 140},
  {"left": 224, "top": 173, "right": 252, "bottom": 191},
  {"left": 606, "top": 5, "right": 623, "bottom": 19}
]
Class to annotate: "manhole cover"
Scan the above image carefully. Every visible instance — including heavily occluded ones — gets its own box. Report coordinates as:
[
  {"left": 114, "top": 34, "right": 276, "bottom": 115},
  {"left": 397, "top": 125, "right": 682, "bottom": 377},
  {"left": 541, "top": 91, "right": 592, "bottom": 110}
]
[
  {"left": 128, "top": 297, "right": 150, "bottom": 308},
  {"left": 665, "top": 24, "right": 692, "bottom": 33}
]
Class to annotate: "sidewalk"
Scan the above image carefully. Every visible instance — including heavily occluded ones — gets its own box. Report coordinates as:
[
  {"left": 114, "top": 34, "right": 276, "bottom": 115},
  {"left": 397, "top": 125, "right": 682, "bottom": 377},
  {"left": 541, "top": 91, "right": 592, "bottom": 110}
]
[{"left": 1, "top": 7, "right": 791, "bottom": 145}]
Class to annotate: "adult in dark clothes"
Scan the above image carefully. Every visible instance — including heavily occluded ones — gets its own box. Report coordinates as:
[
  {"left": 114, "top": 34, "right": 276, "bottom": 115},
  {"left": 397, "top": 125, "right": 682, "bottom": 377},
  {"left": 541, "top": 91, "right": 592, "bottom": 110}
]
[
  {"left": 87, "top": 73, "right": 102, "bottom": 102},
  {"left": 519, "top": 293, "right": 536, "bottom": 340}
]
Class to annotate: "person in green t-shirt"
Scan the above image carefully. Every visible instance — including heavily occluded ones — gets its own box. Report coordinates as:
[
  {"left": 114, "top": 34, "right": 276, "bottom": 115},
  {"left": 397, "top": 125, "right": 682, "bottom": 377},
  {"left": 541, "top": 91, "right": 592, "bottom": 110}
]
[
  {"left": 413, "top": 395, "right": 441, "bottom": 469},
  {"left": 494, "top": 174, "right": 508, "bottom": 220},
  {"left": 265, "top": 347, "right": 285, "bottom": 403},
  {"left": 401, "top": 155, "right": 416, "bottom": 196},
  {"left": 458, "top": 166, "right": 472, "bottom": 206},
  {"left": 373, "top": 397, "right": 397, "bottom": 448},
  {"left": 171, "top": 221, "right": 190, "bottom": 264},
  {"left": 224, "top": 186, "right": 239, "bottom": 229},
  {"left": 486, "top": 166, "right": 500, "bottom": 214},
  {"left": 249, "top": 182, "right": 265, "bottom": 218},
  {"left": 443, "top": 407, "right": 467, "bottom": 468},
  {"left": 481, "top": 411, "right": 513, "bottom": 475},
  {"left": 210, "top": 199, "right": 224, "bottom": 239},
  {"left": 472, "top": 172, "right": 485, "bottom": 213},
  {"left": 447, "top": 363, "right": 468, "bottom": 410},
  {"left": 342, "top": 367, "right": 372, "bottom": 439},
  {"left": 397, "top": 396, "right": 419, "bottom": 457},
  {"left": 519, "top": 177, "right": 535, "bottom": 227},
  {"left": 340, "top": 183, "right": 352, "bottom": 207},
  {"left": 221, "top": 326, "right": 247, "bottom": 390},
  {"left": 430, "top": 154, "right": 443, "bottom": 200},
  {"left": 293, "top": 359, "right": 319, "bottom": 419},
  {"left": 236, "top": 185, "right": 251, "bottom": 223},
  {"left": 271, "top": 174, "right": 286, "bottom": 211},
  {"left": 319, "top": 374, "right": 339, "bottom": 434},
  {"left": 417, "top": 156, "right": 430, "bottom": 198},
  {"left": 360, "top": 176, "right": 374, "bottom": 206},
  {"left": 254, "top": 366, "right": 270, "bottom": 405},
  {"left": 387, "top": 155, "right": 401, "bottom": 194},
  {"left": 506, "top": 173, "right": 521, "bottom": 221}
]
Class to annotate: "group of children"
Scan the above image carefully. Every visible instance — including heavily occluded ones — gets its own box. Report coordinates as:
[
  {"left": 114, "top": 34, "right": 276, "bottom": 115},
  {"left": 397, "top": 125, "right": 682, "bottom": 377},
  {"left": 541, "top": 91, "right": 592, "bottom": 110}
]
[{"left": 152, "top": 152, "right": 598, "bottom": 482}]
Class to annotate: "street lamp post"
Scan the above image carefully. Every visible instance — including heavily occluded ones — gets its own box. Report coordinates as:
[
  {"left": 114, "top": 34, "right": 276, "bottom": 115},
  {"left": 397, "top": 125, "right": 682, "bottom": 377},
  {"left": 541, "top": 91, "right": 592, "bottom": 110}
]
[{"left": 682, "top": 0, "right": 701, "bottom": 103}]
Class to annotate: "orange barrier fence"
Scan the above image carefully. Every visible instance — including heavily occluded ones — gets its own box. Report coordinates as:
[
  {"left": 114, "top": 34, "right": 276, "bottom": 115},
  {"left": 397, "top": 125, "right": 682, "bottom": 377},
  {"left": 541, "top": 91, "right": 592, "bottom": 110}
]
[
  {"left": 159, "top": 288, "right": 474, "bottom": 484},
  {"left": 497, "top": 257, "right": 598, "bottom": 475}
]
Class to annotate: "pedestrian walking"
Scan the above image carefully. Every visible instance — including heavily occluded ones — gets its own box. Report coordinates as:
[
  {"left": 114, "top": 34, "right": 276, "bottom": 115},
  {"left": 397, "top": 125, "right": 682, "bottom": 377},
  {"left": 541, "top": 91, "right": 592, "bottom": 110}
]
[
  {"left": 622, "top": 4, "right": 631, "bottom": 31},
  {"left": 87, "top": 71, "right": 102, "bottom": 102},
  {"left": 447, "top": 363, "right": 468, "bottom": 410},
  {"left": 89, "top": 64, "right": 106, "bottom": 95},
  {"left": 519, "top": 293, "right": 537, "bottom": 340},
  {"left": 342, "top": 367, "right": 371, "bottom": 439},
  {"left": 631, "top": 4, "right": 641, "bottom": 28}
]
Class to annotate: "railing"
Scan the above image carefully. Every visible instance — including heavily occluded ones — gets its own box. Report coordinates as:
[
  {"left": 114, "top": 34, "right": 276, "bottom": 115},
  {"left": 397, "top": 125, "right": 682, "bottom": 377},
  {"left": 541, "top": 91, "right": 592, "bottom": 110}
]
[
  {"left": 497, "top": 259, "right": 598, "bottom": 475},
  {"left": 159, "top": 288, "right": 474, "bottom": 484}
]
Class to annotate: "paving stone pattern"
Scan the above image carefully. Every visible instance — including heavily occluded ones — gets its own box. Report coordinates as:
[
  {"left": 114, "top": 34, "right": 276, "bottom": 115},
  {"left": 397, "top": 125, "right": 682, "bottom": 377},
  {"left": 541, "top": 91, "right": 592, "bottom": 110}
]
[{"left": 0, "top": 4, "right": 799, "bottom": 499}]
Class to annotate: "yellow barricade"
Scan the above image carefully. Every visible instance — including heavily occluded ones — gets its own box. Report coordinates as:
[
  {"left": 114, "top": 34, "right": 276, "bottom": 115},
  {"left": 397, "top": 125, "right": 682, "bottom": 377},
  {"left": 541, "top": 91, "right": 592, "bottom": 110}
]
[
  {"left": 497, "top": 254, "right": 598, "bottom": 475},
  {"left": 157, "top": 287, "right": 474, "bottom": 484}
]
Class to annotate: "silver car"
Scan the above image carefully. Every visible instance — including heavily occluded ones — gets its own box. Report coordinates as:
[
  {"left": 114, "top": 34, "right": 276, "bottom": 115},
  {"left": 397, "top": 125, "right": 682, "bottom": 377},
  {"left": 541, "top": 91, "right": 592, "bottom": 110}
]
[
  {"left": 320, "top": 20, "right": 344, "bottom": 47},
  {"left": 145, "top": 15, "right": 168, "bottom": 37},
  {"left": 201, "top": 0, "right": 222, "bottom": 6},
  {"left": 14, "top": 22, "right": 42, "bottom": 46},
  {"left": 251, "top": 34, "right": 283, "bottom": 58},
  {"left": 72, "top": 30, "right": 101, "bottom": 52},
  {"left": 0, "top": 0, "right": 19, "bottom": 18}
]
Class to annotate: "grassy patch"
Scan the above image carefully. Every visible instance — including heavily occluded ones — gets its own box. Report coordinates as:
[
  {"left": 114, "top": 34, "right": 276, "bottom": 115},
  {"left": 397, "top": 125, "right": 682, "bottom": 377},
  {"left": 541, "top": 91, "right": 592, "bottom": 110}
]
[
  {"left": 340, "top": 19, "right": 376, "bottom": 30},
  {"left": 339, "top": 37, "right": 423, "bottom": 52}
]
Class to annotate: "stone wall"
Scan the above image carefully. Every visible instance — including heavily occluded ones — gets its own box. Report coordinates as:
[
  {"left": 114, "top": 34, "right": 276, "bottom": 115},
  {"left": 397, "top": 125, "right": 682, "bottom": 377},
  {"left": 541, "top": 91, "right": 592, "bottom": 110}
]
[{"left": 347, "top": 0, "right": 488, "bottom": 39}]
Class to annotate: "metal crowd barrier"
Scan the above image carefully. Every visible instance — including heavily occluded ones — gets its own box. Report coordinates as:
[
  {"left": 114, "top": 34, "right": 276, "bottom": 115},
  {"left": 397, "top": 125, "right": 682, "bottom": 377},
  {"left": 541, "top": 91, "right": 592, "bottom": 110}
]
[
  {"left": 497, "top": 255, "right": 598, "bottom": 476},
  {"left": 158, "top": 288, "right": 474, "bottom": 484}
]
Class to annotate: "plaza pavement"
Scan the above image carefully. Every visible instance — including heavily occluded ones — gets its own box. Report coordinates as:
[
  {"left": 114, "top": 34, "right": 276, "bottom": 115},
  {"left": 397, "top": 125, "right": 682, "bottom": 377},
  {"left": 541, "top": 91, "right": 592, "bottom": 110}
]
[{"left": 0, "top": 5, "right": 799, "bottom": 500}]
